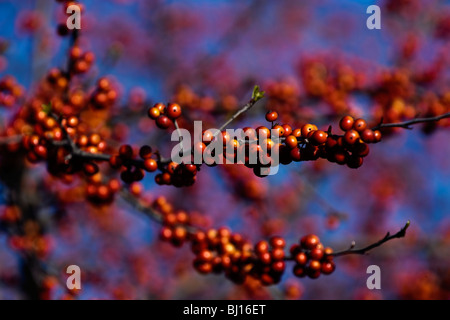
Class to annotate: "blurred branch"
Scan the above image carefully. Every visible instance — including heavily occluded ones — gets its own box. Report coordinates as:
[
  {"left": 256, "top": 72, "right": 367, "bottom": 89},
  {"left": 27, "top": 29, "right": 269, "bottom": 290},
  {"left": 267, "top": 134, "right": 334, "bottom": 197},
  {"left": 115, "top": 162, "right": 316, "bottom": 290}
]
[
  {"left": 119, "top": 189, "right": 198, "bottom": 234},
  {"left": 0, "top": 135, "right": 22, "bottom": 145}
]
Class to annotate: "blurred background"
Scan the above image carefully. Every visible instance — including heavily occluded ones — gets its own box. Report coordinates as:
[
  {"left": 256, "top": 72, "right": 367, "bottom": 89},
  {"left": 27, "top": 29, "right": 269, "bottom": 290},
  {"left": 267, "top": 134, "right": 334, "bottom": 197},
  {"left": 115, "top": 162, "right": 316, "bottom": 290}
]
[{"left": 0, "top": 0, "right": 449, "bottom": 299}]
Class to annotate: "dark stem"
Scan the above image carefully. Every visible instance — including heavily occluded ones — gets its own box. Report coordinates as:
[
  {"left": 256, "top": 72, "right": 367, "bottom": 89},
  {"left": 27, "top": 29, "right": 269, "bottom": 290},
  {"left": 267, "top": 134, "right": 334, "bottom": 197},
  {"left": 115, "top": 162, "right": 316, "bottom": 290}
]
[
  {"left": 332, "top": 221, "right": 410, "bottom": 257},
  {"left": 372, "top": 112, "right": 450, "bottom": 130}
]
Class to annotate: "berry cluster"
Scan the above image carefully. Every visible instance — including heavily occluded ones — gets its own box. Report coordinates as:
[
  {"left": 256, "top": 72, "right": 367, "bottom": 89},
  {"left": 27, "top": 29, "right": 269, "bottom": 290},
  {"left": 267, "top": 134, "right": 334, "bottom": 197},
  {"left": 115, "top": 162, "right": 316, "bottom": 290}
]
[
  {"left": 22, "top": 109, "right": 109, "bottom": 178},
  {"left": 171, "top": 84, "right": 239, "bottom": 113},
  {"left": 23, "top": 114, "right": 61, "bottom": 165},
  {"left": 265, "top": 80, "right": 301, "bottom": 123},
  {"left": 155, "top": 203, "right": 337, "bottom": 285},
  {"left": 146, "top": 104, "right": 385, "bottom": 179},
  {"left": 7, "top": 220, "right": 52, "bottom": 259},
  {"left": 155, "top": 162, "right": 198, "bottom": 187},
  {"left": 324, "top": 115, "right": 382, "bottom": 168},
  {"left": 90, "top": 78, "right": 118, "bottom": 110},
  {"left": 299, "top": 58, "right": 363, "bottom": 114},
  {"left": 252, "top": 237, "right": 286, "bottom": 285},
  {"left": 86, "top": 178, "right": 121, "bottom": 205},
  {"left": 110, "top": 144, "right": 145, "bottom": 184},
  {"left": 0, "top": 75, "right": 24, "bottom": 107},
  {"left": 190, "top": 228, "right": 253, "bottom": 284},
  {"left": 46, "top": 68, "right": 70, "bottom": 93},
  {"left": 74, "top": 130, "right": 108, "bottom": 157},
  {"left": 68, "top": 46, "right": 95, "bottom": 75},
  {"left": 1, "top": 0, "right": 441, "bottom": 300},
  {"left": 260, "top": 111, "right": 383, "bottom": 170},
  {"left": 148, "top": 102, "right": 182, "bottom": 129},
  {"left": 290, "top": 235, "right": 335, "bottom": 279},
  {"left": 154, "top": 197, "right": 190, "bottom": 247}
]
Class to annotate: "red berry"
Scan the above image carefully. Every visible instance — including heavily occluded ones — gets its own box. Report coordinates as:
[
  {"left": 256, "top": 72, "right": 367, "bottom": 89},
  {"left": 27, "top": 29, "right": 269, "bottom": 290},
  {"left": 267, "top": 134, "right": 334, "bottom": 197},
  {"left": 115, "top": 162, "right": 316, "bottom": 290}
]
[
  {"left": 353, "top": 118, "right": 367, "bottom": 132},
  {"left": 109, "top": 155, "right": 123, "bottom": 169},
  {"left": 308, "top": 260, "right": 322, "bottom": 271},
  {"left": 194, "top": 261, "right": 213, "bottom": 274},
  {"left": 202, "top": 130, "right": 215, "bottom": 143},
  {"left": 339, "top": 116, "right": 354, "bottom": 131},
  {"left": 83, "top": 162, "right": 99, "bottom": 176},
  {"left": 310, "top": 130, "right": 328, "bottom": 145},
  {"left": 290, "top": 244, "right": 301, "bottom": 255},
  {"left": 265, "top": 111, "right": 278, "bottom": 122},
  {"left": 361, "top": 129, "right": 375, "bottom": 143},
  {"left": 144, "top": 159, "right": 158, "bottom": 172},
  {"left": 293, "top": 265, "right": 306, "bottom": 278},
  {"left": 148, "top": 107, "right": 160, "bottom": 120},
  {"left": 184, "top": 164, "right": 198, "bottom": 174},
  {"left": 167, "top": 103, "right": 182, "bottom": 119},
  {"left": 324, "top": 247, "right": 334, "bottom": 256},
  {"left": 301, "top": 124, "right": 318, "bottom": 138},
  {"left": 300, "top": 234, "right": 320, "bottom": 250},
  {"left": 290, "top": 147, "right": 302, "bottom": 162},
  {"left": 310, "top": 248, "right": 324, "bottom": 260},
  {"left": 269, "top": 236, "right": 286, "bottom": 249},
  {"left": 167, "top": 162, "right": 179, "bottom": 174},
  {"left": 255, "top": 240, "right": 269, "bottom": 254},
  {"left": 347, "top": 155, "right": 363, "bottom": 169},
  {"left": 272, "top": 125, "right": 285, "bottom": 138},
  {"left": 285, "top": 135, "right": 298, "bottom": 149},
  {"left": 292, "top": 128, "right": 302, "bottom": 138},
  {"left": 321, "top": 261, "right": 336, "bottom": 275},
  {"left": 156, "top": 115, "right": 172, "bottom": 129},
  {"left": 271, "top": 261, "right": 286, "bottom": 273},
  {"left": 282, "top": 124, "right": 292, "bottom": 137},
  {"left": 67, "top": 116, "right": 79, "bottom": 127},
  {"left": 344, "top": 130, "right": 360, "bottom": 145},
  {"left": 333, "top": 149, "right": 348, "bottom": 165},
  {"left": 271, "top": 248, "right": 285, "bottom": 261},
  {"left": 160, "top": 227, "right": 173, "bottom": 241},
  {"left": 119, "top": 144, "right": 133, "bottom": 159},
  {"left": 194, "top": 142, "right": 206, "bottom": 156},
  {"left": 259, "top": 252, "right": 272, "bottom": 264},
  {"left": 256, "top": 126, "right": 271, "bottom": 139},
  {"left": 353, "top": 142, "right": 370, "bottom": 157},
  {"left": 154, "top": 102, "right": 166, "bottom": 113},
  {"left": 221, "top": 131, "right": 231, "bottom": 145},
  {"left": 242, "top": 127, "right": 257, "bottom": 141},
  {"left": 373, "top": 130, "right": 382, "bottom": 143},
  {"left": 197, "top": 250, "right": 213, "bottom": 262},
  {"left": 139, "top": 145, "right": 152, "bottom": 159},
  {"left": 326, "top": 136, "right": 338, "bottom": 148},
  {"left": 295, "top": 252, "right": 308, "bottom": 266}
]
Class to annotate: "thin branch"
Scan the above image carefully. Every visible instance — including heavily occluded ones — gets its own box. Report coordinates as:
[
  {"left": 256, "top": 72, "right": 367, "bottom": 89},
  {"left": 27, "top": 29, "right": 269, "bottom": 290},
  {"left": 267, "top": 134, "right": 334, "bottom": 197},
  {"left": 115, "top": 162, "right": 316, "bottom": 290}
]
[
  {"left": 219, "top": 98, "right": 260, "bottom": 132},
  {"left": 372, "top": 112, "right": 450, "bottom": 130},
  {"left": 332, "top": 221, "right": 410, "bottom": 257}
]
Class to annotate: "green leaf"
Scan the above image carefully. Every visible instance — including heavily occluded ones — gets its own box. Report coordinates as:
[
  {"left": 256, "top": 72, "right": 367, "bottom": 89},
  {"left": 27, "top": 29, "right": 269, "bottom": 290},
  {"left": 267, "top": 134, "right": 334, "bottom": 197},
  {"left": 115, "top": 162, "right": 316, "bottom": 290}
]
[
  {"left": 252, "top": 85, "right": 265, "bottom": 102},
  {"left": 42, "top": 103, "right": 52, "bottom": 114}
]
